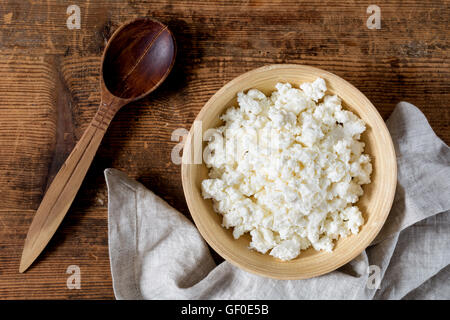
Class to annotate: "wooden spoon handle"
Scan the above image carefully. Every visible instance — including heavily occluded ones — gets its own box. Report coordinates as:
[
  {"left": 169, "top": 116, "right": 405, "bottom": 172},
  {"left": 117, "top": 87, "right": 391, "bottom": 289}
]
[{"left": 20, "top": 102, "right": 116, "bottom": 272}]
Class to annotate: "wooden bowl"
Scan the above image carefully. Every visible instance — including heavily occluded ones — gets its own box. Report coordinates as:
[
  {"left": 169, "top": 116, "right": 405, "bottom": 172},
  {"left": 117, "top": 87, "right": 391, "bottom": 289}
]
[{"left": 181, "top": 64, "right": 397, "bottom": 280}]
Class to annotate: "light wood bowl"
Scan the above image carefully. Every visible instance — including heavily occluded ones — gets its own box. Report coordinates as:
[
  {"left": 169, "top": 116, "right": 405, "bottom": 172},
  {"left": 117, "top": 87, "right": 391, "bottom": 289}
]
[{"left": 181, "top": 64, "right": 397, "bottom": 280}]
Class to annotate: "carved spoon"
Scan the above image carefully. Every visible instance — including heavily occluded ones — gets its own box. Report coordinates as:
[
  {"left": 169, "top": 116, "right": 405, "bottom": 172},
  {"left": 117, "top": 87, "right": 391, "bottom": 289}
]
[{"left": 20, "top": 18, "right": 176, "bottom": 273}]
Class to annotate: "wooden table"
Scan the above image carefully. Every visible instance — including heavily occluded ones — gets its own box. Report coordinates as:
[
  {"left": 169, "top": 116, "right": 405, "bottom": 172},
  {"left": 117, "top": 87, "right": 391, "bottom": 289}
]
[{"left": 0, "top": 0, "right": 448, "bottom": 299}]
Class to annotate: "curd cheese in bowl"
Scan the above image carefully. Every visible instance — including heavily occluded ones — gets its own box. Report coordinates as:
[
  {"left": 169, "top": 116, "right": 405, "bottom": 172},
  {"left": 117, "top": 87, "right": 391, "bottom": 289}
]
[
  {"left": 182, "top": 64, "right": 396, "bottom": 279},
  {"left": 201, "top": 78, "right": 372, "bottom": 261}
]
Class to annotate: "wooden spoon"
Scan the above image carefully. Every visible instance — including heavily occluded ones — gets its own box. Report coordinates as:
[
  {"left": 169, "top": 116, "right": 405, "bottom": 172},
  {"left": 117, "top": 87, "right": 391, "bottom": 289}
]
[{"left": 20, "top": 18, "right": 176, "bottom": 273}]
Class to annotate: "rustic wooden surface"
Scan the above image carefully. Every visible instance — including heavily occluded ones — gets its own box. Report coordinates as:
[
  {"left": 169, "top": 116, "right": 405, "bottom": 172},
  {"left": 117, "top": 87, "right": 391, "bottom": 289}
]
[{"left": 0, "top": 0, "right": 448, "bottom": 299}]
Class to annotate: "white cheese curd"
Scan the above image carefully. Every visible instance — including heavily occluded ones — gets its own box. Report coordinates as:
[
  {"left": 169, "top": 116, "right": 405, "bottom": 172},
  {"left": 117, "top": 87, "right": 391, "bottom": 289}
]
[{"left": 201, "top": 78, "right": 372, "bottom": 261}]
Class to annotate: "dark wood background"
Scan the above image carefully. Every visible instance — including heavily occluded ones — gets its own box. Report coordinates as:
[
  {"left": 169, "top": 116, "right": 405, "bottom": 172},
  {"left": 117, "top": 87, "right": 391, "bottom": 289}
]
[{"left": 0, "top": 0, "right": 448, "bottom": 299}]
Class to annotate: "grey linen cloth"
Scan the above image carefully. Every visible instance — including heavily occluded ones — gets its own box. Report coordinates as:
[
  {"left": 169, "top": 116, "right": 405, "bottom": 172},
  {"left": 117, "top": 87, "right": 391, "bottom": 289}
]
[{"left": 105, "top": 102, "right": 450, "bottom": 300}]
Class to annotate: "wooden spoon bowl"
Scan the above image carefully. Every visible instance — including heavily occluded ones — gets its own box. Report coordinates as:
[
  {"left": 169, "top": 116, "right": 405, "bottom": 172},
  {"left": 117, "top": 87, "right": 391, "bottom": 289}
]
[{"left": 102, "top": 18, "right": 176, "bottom": 100}]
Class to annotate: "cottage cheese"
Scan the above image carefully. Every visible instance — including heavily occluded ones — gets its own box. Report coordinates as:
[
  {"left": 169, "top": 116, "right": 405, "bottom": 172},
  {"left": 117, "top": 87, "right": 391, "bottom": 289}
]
[{"left": 201, "top": 78, "right": 372, "bottom": 261}]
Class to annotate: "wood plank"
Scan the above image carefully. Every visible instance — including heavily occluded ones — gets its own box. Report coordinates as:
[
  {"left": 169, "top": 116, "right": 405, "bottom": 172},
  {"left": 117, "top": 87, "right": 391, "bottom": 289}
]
[{"left": 0, "top": 0, "right": 448, "bottom": 298}]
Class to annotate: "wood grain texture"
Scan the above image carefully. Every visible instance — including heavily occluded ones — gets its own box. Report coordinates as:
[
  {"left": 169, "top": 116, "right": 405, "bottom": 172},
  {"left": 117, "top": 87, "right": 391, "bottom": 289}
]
[{"left": 0, "top": 0, "right": 448, "bottom": 298}]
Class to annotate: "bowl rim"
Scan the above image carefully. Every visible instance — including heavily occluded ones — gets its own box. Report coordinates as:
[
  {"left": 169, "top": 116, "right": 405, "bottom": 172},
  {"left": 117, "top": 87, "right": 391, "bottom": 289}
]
[{"left": 181, "top": 64, "right": 397, "bottom": 279}]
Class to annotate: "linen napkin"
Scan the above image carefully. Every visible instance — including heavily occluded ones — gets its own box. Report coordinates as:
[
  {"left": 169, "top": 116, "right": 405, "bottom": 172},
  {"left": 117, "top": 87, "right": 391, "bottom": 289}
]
[{"left": 105, "top": 102, "right": 450, "bottom": 300}]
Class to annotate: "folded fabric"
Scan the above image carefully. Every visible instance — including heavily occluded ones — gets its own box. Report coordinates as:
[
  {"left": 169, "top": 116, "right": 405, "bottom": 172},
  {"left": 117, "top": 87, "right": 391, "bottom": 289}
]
[{"left": 105, "top": 102, "right": 450, "bottom": 300}]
